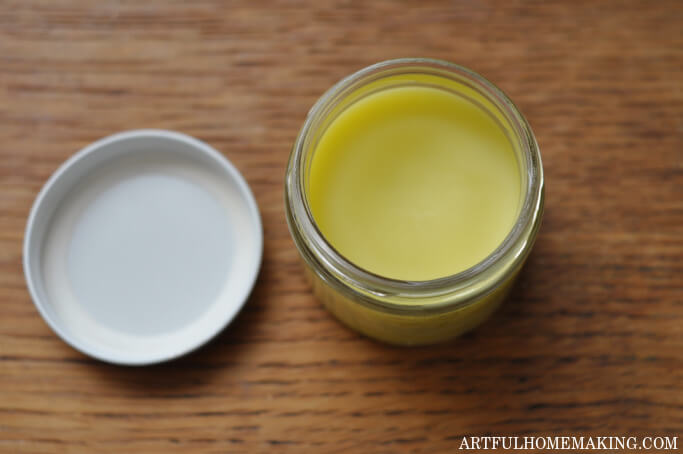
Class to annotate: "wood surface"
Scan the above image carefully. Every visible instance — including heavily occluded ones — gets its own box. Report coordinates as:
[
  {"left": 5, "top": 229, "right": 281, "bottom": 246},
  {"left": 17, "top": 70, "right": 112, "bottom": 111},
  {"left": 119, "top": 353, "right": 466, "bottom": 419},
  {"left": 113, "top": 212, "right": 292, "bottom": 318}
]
[{"left": 0, "top": 1, "right": 681, "bottom": 452}]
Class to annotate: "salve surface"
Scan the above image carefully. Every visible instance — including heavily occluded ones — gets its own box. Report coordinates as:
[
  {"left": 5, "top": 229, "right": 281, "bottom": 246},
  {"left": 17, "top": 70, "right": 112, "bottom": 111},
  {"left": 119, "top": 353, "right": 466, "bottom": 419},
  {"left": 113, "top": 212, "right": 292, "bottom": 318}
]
[{"left": 309, "top": 85, "right": 521, "bottom": 281}]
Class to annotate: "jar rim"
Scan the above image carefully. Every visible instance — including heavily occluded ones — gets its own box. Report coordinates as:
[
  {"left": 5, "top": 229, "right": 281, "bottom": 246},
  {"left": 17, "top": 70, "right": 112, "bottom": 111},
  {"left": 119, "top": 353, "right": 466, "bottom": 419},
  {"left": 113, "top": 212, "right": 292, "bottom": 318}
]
[{"left": 285, "top": 58, "right": 544, "bottom": 313}]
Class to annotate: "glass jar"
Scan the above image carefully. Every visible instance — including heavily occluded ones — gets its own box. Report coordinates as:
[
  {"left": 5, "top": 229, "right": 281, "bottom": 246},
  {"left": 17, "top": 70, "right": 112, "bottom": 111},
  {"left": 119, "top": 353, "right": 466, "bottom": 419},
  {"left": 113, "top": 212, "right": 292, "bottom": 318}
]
[{"left": 285, "top": 58, "right": 544, "bottom": 345}]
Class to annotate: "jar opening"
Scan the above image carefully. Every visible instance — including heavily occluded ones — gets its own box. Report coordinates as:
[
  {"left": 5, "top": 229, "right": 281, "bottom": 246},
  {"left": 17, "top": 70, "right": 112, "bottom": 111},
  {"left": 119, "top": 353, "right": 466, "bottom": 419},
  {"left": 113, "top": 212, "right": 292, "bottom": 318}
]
[{"left": 286, "top": 58, "right": 543, "bottom": 308}]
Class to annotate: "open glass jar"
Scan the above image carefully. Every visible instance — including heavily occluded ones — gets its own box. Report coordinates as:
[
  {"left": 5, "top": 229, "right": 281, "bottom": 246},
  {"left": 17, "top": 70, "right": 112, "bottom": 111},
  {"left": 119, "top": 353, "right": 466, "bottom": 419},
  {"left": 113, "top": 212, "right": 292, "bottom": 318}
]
[{"left": 285, "top": 58, "right": 544, "bottom": 345}]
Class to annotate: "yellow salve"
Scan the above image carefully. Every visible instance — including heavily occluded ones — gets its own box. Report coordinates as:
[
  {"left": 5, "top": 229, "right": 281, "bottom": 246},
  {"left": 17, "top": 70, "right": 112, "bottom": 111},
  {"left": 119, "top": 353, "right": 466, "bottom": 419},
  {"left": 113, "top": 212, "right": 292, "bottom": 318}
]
[
  {"left": 309, "top": 85, "right": 521, "bottom": 281},
  {"left": 286, "top": 60, "right": 544, "bottom": 345}
]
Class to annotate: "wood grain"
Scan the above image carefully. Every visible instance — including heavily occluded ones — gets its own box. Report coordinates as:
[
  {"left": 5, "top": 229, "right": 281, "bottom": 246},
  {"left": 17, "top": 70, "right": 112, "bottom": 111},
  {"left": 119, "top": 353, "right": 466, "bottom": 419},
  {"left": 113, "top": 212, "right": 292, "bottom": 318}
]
[{"left": 0, "top": 0, "right": 681, "bottom": 452}]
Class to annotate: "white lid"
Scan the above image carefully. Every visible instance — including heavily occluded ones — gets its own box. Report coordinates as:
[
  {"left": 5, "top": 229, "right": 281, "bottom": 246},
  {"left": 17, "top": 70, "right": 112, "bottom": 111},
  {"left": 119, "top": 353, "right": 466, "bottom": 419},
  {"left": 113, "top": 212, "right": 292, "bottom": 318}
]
[{"left": 23, "top": 130, "right": 263, "bottom": 365}]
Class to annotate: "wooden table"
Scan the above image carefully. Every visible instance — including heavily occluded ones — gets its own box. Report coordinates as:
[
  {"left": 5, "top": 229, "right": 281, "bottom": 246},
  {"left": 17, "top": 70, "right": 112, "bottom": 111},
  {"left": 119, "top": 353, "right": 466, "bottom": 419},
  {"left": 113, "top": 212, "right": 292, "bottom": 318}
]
[{"left": 1, "top": 1, "right": 681, "bottom": 452}]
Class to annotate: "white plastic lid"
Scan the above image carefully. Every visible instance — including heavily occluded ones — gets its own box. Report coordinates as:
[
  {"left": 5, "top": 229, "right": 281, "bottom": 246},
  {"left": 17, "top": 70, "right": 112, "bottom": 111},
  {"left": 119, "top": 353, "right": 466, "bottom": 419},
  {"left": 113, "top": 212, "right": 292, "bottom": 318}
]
[{"left": 23, "top": 130, "right": 263, "bottom": 365}]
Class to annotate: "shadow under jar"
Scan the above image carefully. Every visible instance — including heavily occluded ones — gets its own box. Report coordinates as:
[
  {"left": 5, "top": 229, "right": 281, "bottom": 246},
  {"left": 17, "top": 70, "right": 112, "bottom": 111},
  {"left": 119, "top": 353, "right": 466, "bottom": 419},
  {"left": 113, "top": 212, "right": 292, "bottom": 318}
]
[{"left": 285, "top": 58, "right": 544, "bottom": 345}]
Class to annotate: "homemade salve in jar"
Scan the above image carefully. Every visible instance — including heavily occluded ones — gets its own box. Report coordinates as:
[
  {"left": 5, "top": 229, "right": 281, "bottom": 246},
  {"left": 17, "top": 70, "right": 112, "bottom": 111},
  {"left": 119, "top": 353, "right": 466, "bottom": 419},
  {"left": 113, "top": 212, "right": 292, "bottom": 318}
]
[{"left": 285, "top": 58, "right": 543, "bottom": 345}]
